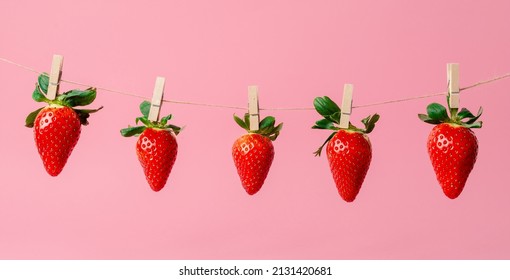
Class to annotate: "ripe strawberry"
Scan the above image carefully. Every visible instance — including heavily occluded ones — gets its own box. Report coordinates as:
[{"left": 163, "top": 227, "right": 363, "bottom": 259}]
[
  {"left": 121, "top": 101, "right": 181, "bottom": 192},
  {"left": 419, "top": 102, "right": 482, "bottom": 199},
  {"left": 25, "top": 74, "right": 102, "bottom": 176},
  {"left": 232, "top": 113, "right": 283, "bottom": 195},
  {"left": 312, "top": 96, "right": 379, "bottom": 202}
]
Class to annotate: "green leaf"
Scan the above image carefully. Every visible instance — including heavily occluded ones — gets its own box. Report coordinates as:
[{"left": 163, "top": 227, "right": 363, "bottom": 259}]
[
  {"left": 312, "top": 118, "right": 336, "bottom": 130},
  {"left": 325, "top": 111, "right": 340, "bottom": 124},
  {"left": 76, "top": 111, "right": 91, "bottom": 125},
  {"left": 140, "top": 101, "right": 151, "bottom": 118},
  {"left": 269, "top": 130, "right": 280, "bottom": 141},
  {"left": 32, "top": 84, "right": 49, "bottom": 103},
  {"left": 314, "top": 131, "right": 336, "bottom": 157},
  {"left": 120, "top": 126, "right": 146, "bottom": 137},
  {"left": 425, "top": 119, "right": 443, "bottom": 124},
  {"left": 257, "top": 121, "right": 283, "bottom": 140},
  {"left": 457, "top": 108, "right": 475, "bottom": 120},
  {"left": 167, "top": 124, "right": 182, "bottom": 135},
  {"left": 258, "top": 126, "right": 272, "bottom": 135},
  {"left": 313, "top": 96, "right": 340, "bottom": 118},
  {"left": 76, "top": 107, "right": 103, "bottom": 114},
  {"left": 361, "top": 115, "right": 370, "bottom": 126},
  {"left": 259, "top": 116, "right": 275, "bottom": 130},
  {"left": 25, "top": 107, "right": 44, "bottom": 128},
  {"left": 363, "top": 114, "right": 380, "bottom": 134},
  {"left": 426, "top": 103, "right": 449, "bottom": 121},
  {"left": 466, "top": 121, "right": 482, "bottom": 129},
  {"left": 60, "top": 88, "right": 97, "bottom": 107},
  {"left": 32, "top": 74, "right": 50, "bottom": 102},
  {"left": 466, "top": 107, "right": 483, "bottom": 124},
  {"left": 160, "top": 114, "right": 172, "bottom": 125},
  {"left": 38, "top": 74, "right": 49, "bottom": 93},
  {"left": 419, "top": 114, "right": 442, "bottom": 124},
  {"left": 74, "top": 106, "right": 103, "bottom": 126},
  {"left": 234, "top": 114, "right": 248, "bottom": 130},
  {"left": 476, "top": 106, "right": 483, "bottom": 117},
  {"left": 371, "top": 114, "right": 381, "bottom": 123},
  {"left": 273, "top": 122, "right": 283, "bottom": 133},
  {"left": 418, "top": 114, "right": 429, "bottom": 121},
  {"left": 418, "top": 114, "right": 433, "bottom": 121},
  {"left": 136, "top": 116, "right": 152, "bottom": 127},
  {"left": 365, "top": 123, "right": 376, "bottom": 134},
  {"left": 244, "top": 113, "right": 250, "bottom": 128}
]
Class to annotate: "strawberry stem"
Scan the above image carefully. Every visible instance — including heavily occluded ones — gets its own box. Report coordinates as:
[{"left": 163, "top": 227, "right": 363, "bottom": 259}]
[
  {"left": 233, "top": 113, "right": 283, "bottom": 141},
  {"left": 121, "top": 101, "right": 182, "bottom": 137},
  {"left": 26, "top": 74, "right": 102, "bottom": 127},
  {"left": 418, "top": 102, "right": 483, "bottom": 129},
  {"left": 312, "top": 96, "right": 379, "bottom": 156}
]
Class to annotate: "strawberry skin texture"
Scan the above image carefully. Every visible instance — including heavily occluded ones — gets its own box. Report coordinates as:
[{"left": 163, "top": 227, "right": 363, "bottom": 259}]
[
  {"left": 136, "top": 128, "right": 178, "bottom": 192},
  {"left": 232, "top": 133, "right": 274, "bottom": 195},
  {"left": 427, "top": 123, "right": 478, "bottom": 199},
  {"left": 326, "top": 130, "right": 372, "bottom": 202},
  {"left": 34, "top": 106, "right": 81, "bottom": 176}
]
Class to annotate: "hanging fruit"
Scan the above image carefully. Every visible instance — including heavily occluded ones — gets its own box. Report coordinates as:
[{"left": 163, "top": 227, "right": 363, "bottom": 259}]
[
  {"left": 25, "top": 74, "right": 102, "bottom": 176},
  {"left": 120, "top": 101, "right": 181, "bottom": 192},
  {"left": 312, "top": 96, "right": 379, "bottom": 202},
  {"left": 418, "top": 102, "right": 482, "bottom": 199},
  {"left": 232, "top": 113, "right": 283, "bottom": 195}
]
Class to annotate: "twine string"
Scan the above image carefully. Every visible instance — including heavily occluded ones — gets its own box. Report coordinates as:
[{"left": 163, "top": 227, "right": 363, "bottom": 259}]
[{"left": 1, "top": 56, "right": 509, "bottom": 111}]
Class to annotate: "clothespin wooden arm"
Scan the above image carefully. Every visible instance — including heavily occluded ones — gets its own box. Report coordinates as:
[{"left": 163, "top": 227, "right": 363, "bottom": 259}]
[
  {"left": 46, "top": 55, "right": 64, "bottom": 100},
  {"left": 248, "top": 85, "right": 259, "bottom": 131},
  {"left": 339, "top": 84, "right": 353, "bottom": 129},
  {"left": 447, "top": 63, "right": 460, "bottom": 109},
  {"left": 148, "top": 77, "right": 166, "bottom": 122}
]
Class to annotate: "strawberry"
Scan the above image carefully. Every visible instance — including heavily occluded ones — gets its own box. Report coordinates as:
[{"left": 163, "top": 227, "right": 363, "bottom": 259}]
[
  {"left": 25, "top": 74, "right": 102, "bottom": 176},
  {"left": 232, "top": 113, "right": 283, "bottom": 195},
  {"left": 418, "top": 102, "right": 482, "bottom": 199},
  {"left": 121, "top": 101, "right": 181, "bottom": 192},
  {"left": 312, "top": 96, "right": 379, "bottom": 202}
]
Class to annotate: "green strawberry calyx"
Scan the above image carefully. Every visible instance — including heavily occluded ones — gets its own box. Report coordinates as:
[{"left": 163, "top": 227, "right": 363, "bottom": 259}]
[
  {"left": 120, "top": 101, "right": 182, "bottom": 137},
  {"left": 311, "top": 96, "right": 380, "bottom": 156},
  {"left": 418, "top": 101, "right": 482, "bottom": 129},
  {"left": 25, "top": 73, "right": 103, "bottom": 127},
  {"left": 233, "top": 113, "right": 283, "bottom": 141}
]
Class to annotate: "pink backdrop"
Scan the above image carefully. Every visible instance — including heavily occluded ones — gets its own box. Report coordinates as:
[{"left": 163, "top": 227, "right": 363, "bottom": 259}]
[{"left": 1, "top": 0, "right": 509, "bottom": 259}]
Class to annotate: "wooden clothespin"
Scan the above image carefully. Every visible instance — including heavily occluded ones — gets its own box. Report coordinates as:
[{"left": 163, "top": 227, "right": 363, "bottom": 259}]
[
  {"left": 339, "top": 84, "right": 353, "bottom": 129},
  {"left": 46, "top": 54, "right": 64, "bottom": 100},
  {"left": 248, "top": 85, "right": 259, "bottom": 131},
  {"left": 148, "top": 76, "right": 166, "bottom": 122},
  {"left": 447, "top": 63, "right": 460, "bottom": 109}
]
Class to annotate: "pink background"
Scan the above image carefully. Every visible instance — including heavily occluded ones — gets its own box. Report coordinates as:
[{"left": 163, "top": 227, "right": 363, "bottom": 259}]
[{"left": 1, "top": 0, "right": 509, "bottom": 259}]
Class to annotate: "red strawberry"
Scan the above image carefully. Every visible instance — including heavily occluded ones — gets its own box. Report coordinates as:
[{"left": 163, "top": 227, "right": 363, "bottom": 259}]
[
  {"left": 136, "top": 128, "right": 178, "bottom": 191},
  {"left": 232, "top": 113, "right": 282, "bottom": 195},
  {"left": 325, "top": 130, "right": 372, "bottom": 202},
  {"left": 25, "top": 74, "right": 102, "bottom": 176},
  {"left": 312, "top": 96, "right": 379, "bottom": 202},
  {"left": 33, "top": 106, "right": 81, "bottom": 176},
  {"left": 121, "top": 101, "right": 181, "bottom": 192},
  {"left": 419, "top": 103, "right": 482, "bottom": 199}
]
